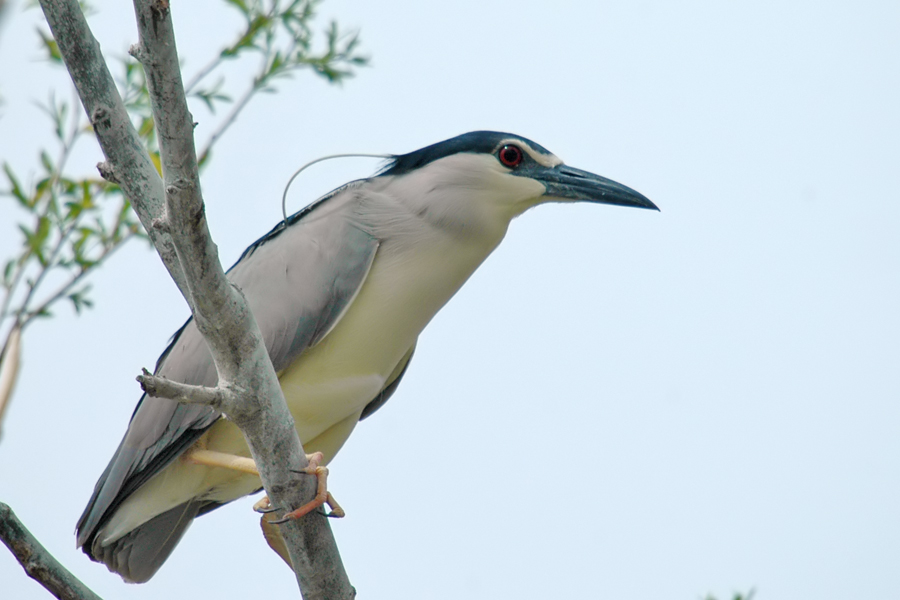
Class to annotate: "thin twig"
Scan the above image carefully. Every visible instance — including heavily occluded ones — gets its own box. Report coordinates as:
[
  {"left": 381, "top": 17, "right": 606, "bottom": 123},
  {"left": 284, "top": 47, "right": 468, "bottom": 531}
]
[
  {"left": 198, "top": 79, "right": 258, "bottom": 163},
  {"left": 184, "top": 52, "right": 226, "bottom": 94},
  {"left": 51, "top": 85, "right": 86, "bottom": 207},
  {"left": 38, "top": 86, "right": 84, "bottom": 228},
  {"left": 197, "top": 11, "right": 300, "bottom": 164},
  {"left": 15, "top": 216, "right": 82, "bottom": 325},
  {"left": 0, "top": 502, "right": 104, "bottom": 600}
]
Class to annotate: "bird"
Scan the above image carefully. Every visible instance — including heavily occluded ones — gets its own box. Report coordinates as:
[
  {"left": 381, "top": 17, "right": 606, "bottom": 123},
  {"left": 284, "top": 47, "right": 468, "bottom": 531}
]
[{"left": 76, "top": 130, "right": 657, "bottom": 582}]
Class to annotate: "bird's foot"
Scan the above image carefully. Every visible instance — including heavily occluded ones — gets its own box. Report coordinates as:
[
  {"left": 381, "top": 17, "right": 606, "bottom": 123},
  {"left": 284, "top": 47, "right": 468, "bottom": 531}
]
[
  {"left": 252, "top": 497, "right": 278, "bottom": 513},
  {"left": 254, "top": 452, "right": 345, "bottom": 522}
]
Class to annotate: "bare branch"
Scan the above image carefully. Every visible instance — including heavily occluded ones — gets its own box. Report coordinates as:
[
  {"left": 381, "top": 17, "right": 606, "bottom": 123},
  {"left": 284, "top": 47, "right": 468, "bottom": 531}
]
[
  {"left": 0, "top": 503, "right": 104, "bottom": 600},
  {"left": 136, "top": 368, "right": 231, "bottom": 408}
]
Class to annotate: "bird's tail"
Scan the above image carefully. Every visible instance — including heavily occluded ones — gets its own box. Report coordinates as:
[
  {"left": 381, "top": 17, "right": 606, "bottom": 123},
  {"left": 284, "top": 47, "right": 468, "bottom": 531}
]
[{"left": 87, "top": 500, "right": 202, "bottom": 583}]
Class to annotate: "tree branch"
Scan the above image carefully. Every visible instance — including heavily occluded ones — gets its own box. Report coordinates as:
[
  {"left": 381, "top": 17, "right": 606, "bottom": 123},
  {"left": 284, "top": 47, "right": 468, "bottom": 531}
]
[
  {"left": 35, "top": 0, "right": 353, "bottom": 597},
  {"left": 0, "top": 503, "right": 103, "bottom": 600},
  {"left": 137, "top": 368, "right": 231, "bottom": 408}
]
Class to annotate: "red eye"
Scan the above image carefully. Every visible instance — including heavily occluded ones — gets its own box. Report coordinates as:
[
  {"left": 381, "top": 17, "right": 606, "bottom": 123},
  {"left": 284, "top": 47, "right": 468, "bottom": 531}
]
[{"left": 498, "top": 144, "right": 524, "bottom": 168}]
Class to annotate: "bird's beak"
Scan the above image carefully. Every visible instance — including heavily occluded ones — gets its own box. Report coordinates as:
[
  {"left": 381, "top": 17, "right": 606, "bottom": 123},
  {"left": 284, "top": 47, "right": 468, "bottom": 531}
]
[{"left": 535, "top": 164, "right": 658, "bottom": 211}]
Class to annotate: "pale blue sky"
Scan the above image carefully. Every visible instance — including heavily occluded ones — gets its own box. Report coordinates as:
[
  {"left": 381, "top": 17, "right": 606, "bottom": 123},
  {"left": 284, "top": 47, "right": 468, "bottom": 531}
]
[{"left": 1, "top": 1, "right": 898, "bottom": 599}]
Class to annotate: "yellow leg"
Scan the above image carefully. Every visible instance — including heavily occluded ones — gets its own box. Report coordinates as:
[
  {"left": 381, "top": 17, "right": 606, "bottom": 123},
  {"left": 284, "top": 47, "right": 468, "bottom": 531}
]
[{"left": 186, "top": 449, "right": 260, "bottom": 475}]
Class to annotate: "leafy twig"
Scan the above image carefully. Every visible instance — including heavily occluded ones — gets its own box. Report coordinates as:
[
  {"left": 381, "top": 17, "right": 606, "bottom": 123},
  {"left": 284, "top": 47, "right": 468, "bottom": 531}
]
[
  {"left": 15, "top": 217, "right": 81, "bottom": 326},
  {"left": 193, "top": 0, "right": 368, "bottom": 163},
  {"left": 24, "top": 229, "right": 134, "bottom": 322}
]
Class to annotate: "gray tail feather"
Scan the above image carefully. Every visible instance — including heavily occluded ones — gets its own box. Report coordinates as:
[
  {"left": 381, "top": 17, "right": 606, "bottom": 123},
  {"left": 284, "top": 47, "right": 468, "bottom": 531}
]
[{"left": 90, "top": 500, "right": 202, "bottom": 583}]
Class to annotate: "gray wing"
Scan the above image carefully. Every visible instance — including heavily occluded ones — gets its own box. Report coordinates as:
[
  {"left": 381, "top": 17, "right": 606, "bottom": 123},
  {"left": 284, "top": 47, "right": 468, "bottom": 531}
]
[
  {"left": 360, "top": 343, "right": 415, "bottom": 420},
  {"left": 77, "top": 197, "right": 379, "bottom": 547}
]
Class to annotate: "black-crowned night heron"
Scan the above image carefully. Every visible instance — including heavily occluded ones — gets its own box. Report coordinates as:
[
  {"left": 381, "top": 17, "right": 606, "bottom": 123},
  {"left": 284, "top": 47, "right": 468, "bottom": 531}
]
[{"left": 76, "top": 131, "right": 657, "bottom": 582}]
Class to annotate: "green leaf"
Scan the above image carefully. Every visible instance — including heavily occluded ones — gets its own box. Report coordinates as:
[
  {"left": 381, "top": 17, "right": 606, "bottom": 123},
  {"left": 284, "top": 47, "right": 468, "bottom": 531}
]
[
  {"left": 3, "top": 260, "right": 14, "bottom": 288},
  {"left": 19, "top": 216, "right": 51, "bottom": 265},
  {"left": 80, "top": 179, "right": 95, "bottom": 210},
  {"left": 71, "top": 227, "right": 95, "bottom": 267},
  {"left": 35, "top": 177, "right": 51, "bottom": 201},
  {"left": 68, "top": 286, "right": 95, "bottom": 314},
  {"left": 32, "top": 307, "right": 53, "bottom": 320},
  {"left": 138, "top": 116, "right": 155, "bottom": 139},
  {"left": 223, "top": 0, "right": 250, "bottom": 16},
  {"left": 58, "top": 176, "right": 78, "bottom": 196},
  {"left": 40, "top": 150, "right": 55, "bottom": 174},
  {"left": 36, "top": 28, "right": 63, "bottom": 63},
  {"left": 190, "top": 79, "right": 232, "bottom": 113},
  {"left": 2, "top": 163, "right": 31, "bottom": 208}
]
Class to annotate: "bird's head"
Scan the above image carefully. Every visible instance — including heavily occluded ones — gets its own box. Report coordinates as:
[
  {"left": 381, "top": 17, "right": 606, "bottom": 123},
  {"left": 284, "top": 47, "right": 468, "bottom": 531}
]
[{"left": 377, "top": 131, "right": 657, "bottom": 238}]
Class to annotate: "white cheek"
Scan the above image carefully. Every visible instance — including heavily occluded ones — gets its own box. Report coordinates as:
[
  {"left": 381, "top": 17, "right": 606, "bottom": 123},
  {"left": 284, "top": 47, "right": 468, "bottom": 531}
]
[
  {"left": 378, "top": 153, "right": 548, "bottom": 239},
  {"left": 425, "top": 171, "right": 542, "bottom": 232},
  {"left": 491, "top": 173, "right": 547, "bottom": 212}
]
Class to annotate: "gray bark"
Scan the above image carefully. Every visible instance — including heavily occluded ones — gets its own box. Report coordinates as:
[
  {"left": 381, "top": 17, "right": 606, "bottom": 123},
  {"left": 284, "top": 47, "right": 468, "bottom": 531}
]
[{"left": 0, "top": 503, "right": 104, "bottom": 600}]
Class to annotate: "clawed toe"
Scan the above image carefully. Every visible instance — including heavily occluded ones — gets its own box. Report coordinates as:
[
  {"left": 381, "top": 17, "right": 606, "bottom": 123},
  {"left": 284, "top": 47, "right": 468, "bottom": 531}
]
[{"left": 253, "top": 452, "right": 346, "bottom": 523}]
